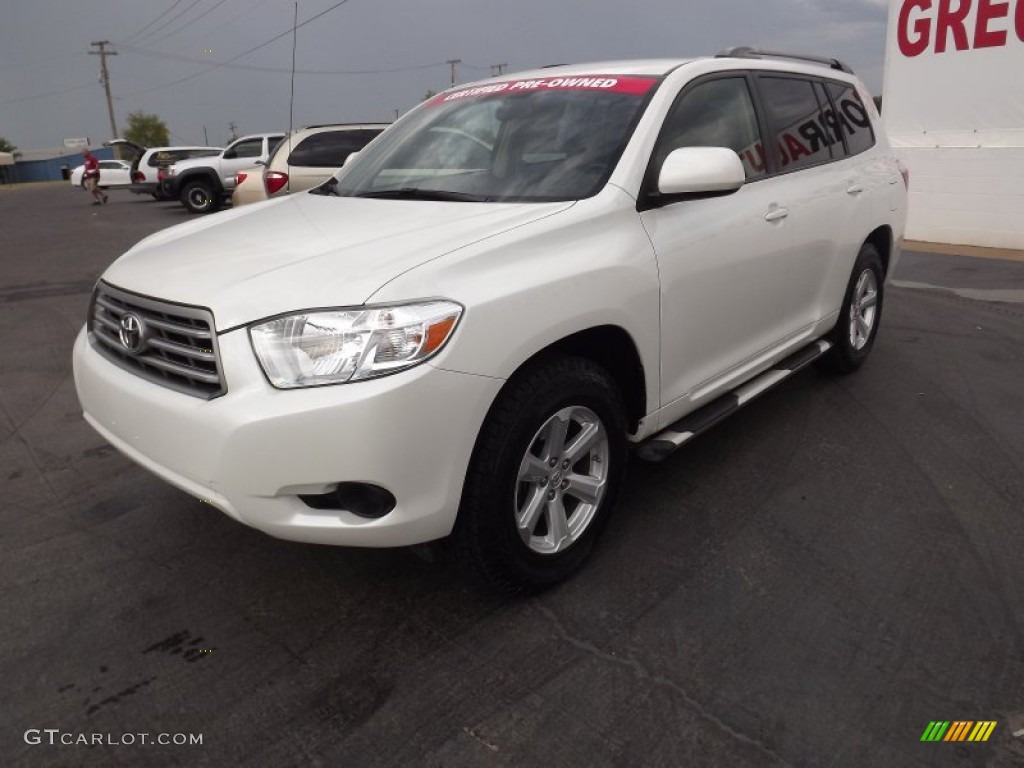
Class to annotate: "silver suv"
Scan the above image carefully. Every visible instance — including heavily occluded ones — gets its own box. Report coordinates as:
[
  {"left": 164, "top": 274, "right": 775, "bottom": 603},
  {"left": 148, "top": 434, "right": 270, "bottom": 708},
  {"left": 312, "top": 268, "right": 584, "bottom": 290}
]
[{"left": 164, "top": 133, "right": 284, "bottom": 213}]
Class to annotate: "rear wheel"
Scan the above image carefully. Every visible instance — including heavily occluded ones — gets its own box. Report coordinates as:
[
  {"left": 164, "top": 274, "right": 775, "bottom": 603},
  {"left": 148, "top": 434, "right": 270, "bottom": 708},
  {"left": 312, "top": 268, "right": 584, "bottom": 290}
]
[
  {"left": 181, "top": 180, "right": 221, "bottom": 214},
  {"left": 453, "top": 356, "right": 628, "bottom": 593},
  {"left": 822, "top": 242, "right": 885, "bottom": 374}
]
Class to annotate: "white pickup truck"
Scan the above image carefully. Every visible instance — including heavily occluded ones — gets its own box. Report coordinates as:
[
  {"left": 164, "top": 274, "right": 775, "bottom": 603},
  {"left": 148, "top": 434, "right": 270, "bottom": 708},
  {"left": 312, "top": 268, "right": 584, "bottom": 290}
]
[{"left": 163, "top": 132, "right": 284, "bottom": 213}]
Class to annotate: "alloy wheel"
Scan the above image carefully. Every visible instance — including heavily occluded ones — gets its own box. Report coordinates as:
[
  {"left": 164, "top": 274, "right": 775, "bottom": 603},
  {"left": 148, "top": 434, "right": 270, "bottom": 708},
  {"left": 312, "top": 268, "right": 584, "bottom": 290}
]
[
  {"left": 514, "top": 405, "right": 609, "bottom": 555},
  {"left": 849, "top": 269, "right": 879, "bottom": 350}
]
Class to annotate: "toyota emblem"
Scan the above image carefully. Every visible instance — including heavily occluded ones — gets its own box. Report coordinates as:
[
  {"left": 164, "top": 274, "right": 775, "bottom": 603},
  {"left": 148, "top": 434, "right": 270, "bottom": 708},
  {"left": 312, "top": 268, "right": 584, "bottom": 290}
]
[{"left": 118, "top": 312, "right": 146, "bottom": 354}]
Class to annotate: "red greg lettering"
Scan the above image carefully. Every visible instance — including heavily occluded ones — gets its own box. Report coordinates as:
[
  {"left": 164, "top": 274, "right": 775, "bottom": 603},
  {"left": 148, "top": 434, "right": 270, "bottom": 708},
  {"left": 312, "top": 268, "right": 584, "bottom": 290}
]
[
  {"left": 975, "top": 0, "right": 1010, "bottom": 46},
  {"left": 899, "top": 0, "right": 933, "bottom": 56},
  {"left": 935, "top": 0, "right": 972, "bottom": 52}
]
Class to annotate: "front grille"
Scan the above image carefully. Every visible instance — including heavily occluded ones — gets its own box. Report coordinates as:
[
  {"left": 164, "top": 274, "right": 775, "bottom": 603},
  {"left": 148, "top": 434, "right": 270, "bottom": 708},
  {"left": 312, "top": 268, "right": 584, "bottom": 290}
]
[{"left": 88, "top": 281, "right": 226, "bottom": 399}]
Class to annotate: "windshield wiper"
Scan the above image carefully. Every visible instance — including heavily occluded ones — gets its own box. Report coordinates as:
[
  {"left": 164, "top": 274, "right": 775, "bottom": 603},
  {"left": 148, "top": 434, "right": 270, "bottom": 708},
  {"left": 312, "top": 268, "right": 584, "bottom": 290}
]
[
  {"left": 310, "top": 177, "right": 339, "bottom": 196},
  {"left": 353, "top": 187, "right": 490, "bottom": 202}
]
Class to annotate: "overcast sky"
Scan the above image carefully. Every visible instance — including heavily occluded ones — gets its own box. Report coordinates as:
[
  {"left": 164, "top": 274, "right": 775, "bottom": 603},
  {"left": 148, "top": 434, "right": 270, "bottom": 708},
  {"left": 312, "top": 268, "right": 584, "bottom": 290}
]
[{"left": 0, "top": 0, "right": 891, "bottom": 150}]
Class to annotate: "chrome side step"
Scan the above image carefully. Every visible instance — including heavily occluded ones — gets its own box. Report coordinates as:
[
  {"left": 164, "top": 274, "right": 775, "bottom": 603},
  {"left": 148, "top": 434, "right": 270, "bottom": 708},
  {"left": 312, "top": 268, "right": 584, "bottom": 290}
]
[{"left": 634, "top": 339, "right": 832, "bottom": 462}]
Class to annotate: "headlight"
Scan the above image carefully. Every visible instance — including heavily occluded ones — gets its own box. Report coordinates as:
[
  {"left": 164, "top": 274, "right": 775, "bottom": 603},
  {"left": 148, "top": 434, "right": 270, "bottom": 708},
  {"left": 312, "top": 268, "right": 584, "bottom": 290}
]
[{"left": 249, "top": 301, "right": 462, "bottom": 388}]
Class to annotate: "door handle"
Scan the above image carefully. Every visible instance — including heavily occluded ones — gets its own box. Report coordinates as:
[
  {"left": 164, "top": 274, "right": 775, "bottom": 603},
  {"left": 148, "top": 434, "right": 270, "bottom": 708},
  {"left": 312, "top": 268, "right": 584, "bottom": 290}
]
[
  {"left": 847, "top": 184, "right": 864, "bottom": 195},
  {"left": 764, "top": 208, "right": 789, "bottom": 222}
]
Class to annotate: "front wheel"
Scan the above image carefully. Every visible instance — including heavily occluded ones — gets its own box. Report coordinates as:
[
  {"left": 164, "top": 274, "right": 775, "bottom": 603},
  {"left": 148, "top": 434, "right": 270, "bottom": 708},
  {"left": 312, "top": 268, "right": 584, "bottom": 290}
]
[
  {"left": 453, "top": 356, "right": 628, "bottom": 593},
  {"left": 181, "top": 180, "right": 221, "bottom": 214},
  {"left": 821, "top": 242, "right": 885, "bottom": 374}
]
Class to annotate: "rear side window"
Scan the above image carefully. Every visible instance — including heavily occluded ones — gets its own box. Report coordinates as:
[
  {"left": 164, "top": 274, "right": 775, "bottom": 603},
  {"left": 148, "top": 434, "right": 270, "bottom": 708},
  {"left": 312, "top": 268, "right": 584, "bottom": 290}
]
[
  {"left": 228, "top": 139, "right": 264, "bottom": 159},
  {"left": 758, "top": 77, "right": 834, "bottom": 172},
  {"left": 656, "top": 77, "right": 766, "bottom": 180},
  {"left": 812, "top": 82, "right": 845, "bottom": 159},
  {"left": 826, "top": 82, "right": 875, "bottom": 156},
  {"left": 287, "top": 129, "right": 383, "bottom": 168},
  {"left": 148, "top": 149, "right": 220, "bottom": 167}
]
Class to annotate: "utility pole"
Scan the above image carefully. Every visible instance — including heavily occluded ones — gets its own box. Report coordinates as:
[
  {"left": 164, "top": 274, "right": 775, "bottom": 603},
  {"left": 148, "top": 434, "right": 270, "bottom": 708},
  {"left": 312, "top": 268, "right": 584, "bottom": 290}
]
[
  {"left": 393, "top": 109, "right": 400, "bottom": 120},
  {"left": 203, "top": 125, "right": 209, "bottom": 145},
  {"left": 490, "top": 62, "right": 507, "bottom": 77},
  {"left": 89, "top": 41, "right": 119, "bottom": 143},
  {"left": 446, "top": 58, "right": 462, "bottom": 86},
  {"left": 227, "top": 121, "right": 238, "bottom": 141}
]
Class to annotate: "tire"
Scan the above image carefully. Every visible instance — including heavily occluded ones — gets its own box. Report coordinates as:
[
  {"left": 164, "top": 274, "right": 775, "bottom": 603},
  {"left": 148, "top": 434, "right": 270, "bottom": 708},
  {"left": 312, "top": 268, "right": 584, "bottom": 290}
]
[
  {"left": 181, "top": 180, "right": 221, "bottom": 214},
  {"left": 821, "top": 242, "right": 885, "bottom": 374},
  {"left": 452, "top": 355, "right": 628, "bottom": 593}
]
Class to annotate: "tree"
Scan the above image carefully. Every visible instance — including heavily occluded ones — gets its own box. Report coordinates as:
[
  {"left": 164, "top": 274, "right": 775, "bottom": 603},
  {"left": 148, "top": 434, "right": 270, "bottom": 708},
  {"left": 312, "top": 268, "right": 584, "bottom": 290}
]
[
  {"left": 123, "top": 110, "right": 170, "bottom": 147},
  {"left": 0, "top": 136, "right": 14, "bottom": 184}
]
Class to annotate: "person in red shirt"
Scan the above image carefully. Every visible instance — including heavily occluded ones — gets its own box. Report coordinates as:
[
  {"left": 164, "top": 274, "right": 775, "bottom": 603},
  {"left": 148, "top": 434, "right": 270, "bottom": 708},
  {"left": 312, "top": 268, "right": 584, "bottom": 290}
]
[{"left": 81, "top": 148, "right": 107, "bottom": 205}]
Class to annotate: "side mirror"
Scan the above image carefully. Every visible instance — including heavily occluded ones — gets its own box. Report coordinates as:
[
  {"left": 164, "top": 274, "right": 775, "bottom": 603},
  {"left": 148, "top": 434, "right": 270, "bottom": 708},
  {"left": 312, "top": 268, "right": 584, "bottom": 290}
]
[
  {"left": 658, "top": 147, "right": 745, "bottom": 196},
  {"left": 343, "top": 151, "right": 360, "bottom": 167}
]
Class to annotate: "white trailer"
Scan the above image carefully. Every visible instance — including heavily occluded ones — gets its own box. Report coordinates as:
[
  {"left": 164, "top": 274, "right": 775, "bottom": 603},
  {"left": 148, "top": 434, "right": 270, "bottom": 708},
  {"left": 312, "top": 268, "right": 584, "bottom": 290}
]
[{"left": 883, "top": 0, "right": 1024, "bottom": 249}]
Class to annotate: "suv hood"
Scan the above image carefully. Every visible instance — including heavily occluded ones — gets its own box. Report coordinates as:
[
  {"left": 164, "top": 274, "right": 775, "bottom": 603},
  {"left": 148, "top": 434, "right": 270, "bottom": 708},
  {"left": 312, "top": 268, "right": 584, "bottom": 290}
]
[
  {"left": 170, "top": 153, "right": 222, "bottom": 173},
  {"left": 103, "top": 193, "right": 574, "bottom": 330}
]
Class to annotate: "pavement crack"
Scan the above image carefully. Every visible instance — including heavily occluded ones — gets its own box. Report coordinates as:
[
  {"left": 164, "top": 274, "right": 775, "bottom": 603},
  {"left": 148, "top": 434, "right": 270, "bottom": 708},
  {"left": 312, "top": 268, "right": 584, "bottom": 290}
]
[
  {"left": 462, "top": 726, "right": 500, "bottom": 752},
  {"left": 533, "top": 604, "right": 796, "bottom": 767}
]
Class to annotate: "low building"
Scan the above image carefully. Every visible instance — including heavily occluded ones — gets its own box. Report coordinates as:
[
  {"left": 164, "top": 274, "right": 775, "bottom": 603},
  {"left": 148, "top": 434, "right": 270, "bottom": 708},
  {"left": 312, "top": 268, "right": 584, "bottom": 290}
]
[
  {"left": 0, "top": 151, "right": 14, "bottom": 184},
  {"left": 10, "top": 145, "right": 115, "bottom": 183}
]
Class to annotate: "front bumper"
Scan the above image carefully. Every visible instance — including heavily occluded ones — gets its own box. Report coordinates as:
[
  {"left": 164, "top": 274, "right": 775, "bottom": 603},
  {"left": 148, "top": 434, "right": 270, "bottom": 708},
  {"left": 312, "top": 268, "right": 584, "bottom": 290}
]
[
  {"left": 129, "top": 182, "right": 161, "bottom": 196},
  {"left": 158, "top": 178, "right": 178, "bottom": 199},
  {"left": 73, "top": 326, "right": 503, "bottom": 547}
]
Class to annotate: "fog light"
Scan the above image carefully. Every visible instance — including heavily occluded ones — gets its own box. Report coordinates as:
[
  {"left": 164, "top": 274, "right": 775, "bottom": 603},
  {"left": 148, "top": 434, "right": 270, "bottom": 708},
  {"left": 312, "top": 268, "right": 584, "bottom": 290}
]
[{"left": 298, "top": 483, "right": 396, "bottom": 519}]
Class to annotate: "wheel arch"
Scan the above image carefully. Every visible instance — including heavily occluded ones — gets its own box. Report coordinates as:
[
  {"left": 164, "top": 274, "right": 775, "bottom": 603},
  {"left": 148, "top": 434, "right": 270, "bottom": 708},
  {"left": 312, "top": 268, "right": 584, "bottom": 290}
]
[
  {"left": 499, "top": 325, "right": 647, "bottom": 434},
  {"left": 865, "top": 225, "right": 893, "bottom": 277},
  {"left": 177, "top": 168, "right": 222, "bottom": 191}
]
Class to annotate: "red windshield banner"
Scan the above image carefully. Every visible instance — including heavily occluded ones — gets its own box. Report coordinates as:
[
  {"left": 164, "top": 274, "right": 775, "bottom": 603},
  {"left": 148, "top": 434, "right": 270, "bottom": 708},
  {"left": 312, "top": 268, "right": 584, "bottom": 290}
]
[{"left": 428, "top": 75, "right": 659, "bottom": 106}]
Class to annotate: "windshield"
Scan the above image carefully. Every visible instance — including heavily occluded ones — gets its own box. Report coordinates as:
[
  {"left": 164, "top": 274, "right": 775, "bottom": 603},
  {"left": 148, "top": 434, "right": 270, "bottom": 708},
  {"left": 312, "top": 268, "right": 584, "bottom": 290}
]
[{"left": 331, "top": 75, "right": 659, "bottom": 202}]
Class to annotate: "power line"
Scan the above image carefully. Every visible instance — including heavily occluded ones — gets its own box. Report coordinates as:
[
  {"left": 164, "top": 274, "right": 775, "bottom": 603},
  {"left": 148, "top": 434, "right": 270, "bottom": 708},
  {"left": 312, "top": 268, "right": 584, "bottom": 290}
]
[
  {"left": 118, "top": 0, "right": 356, "bottom": 98},
  {"left": 120, "top": 45, "right": 446, "bottom": 75},
  {"left": 0, "top": 52, "right": 84, "bottom": 74},
  {"left": 120, "top": 1, "right": 183, "bottom": 44},
  {"left": 0, "top": 81, "right": 96, "bottom": 107},
  {"left": 131, "top": 0, "right": 205, "bottom": 46},
  {"left": 160, "top": 0, "right": 274, "bottom": 49},
  {"left": 142, "top": 0, "right": 233, "bottom": 46}
]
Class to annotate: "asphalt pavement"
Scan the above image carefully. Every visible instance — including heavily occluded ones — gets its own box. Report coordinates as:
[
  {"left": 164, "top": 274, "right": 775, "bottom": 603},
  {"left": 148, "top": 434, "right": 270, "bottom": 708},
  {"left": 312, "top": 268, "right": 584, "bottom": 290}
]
[{"left": 2, "top": 183, "right": 1023, "bottom": 767}]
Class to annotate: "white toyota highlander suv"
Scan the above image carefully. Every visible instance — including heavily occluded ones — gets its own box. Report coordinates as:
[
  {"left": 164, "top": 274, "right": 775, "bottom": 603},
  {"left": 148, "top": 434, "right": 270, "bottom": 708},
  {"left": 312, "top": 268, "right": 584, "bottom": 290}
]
[{"left": 73, "top": 50, "right": 907, "bottom": 591}]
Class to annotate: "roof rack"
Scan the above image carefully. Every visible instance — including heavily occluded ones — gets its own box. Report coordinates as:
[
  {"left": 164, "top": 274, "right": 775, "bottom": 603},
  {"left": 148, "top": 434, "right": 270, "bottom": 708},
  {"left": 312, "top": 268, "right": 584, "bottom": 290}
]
[{"left": 715, "top": 46, "right": 854, "bottom": 75}]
